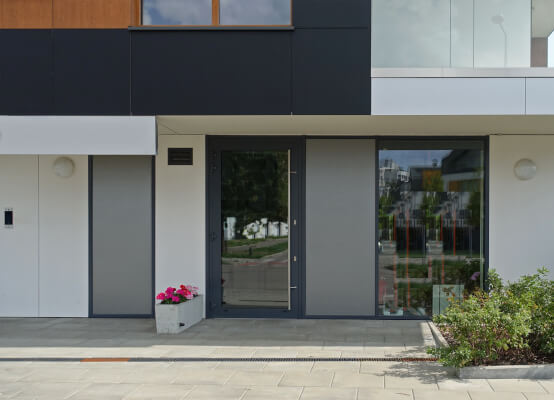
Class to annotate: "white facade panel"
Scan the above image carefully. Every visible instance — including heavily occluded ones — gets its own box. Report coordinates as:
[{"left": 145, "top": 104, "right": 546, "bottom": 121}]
[
  {"left": 156, "top": 135, "right": 206, "bottom": 316},
  {"left": 489, "top": 135, "right": 554, "bottom": 282},
  {"left": 38, "top": 156, "right": 88, "bottom": 317},
  {"left": 0, "top": 156, "right": 39, "bottom": 317},
  {"left": 525, "top": 78, "right": 554, "bottom": 114},
  {"left": 0, "top": 116, "right": 156, "bottom": 155},
  {"left": 371, "top": 78, "right": 526, "bottom": 115}
]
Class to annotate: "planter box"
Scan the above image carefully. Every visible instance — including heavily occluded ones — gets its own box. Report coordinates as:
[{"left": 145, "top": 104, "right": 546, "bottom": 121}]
[
  {"left": 428, "top": 322, "right": 554, "bottom": 379},
  {"left": 155, "top": 295, "right": 203, "bottom": 334},
  {"left": 457, "top": 364, "right": 554, "bottom": 379}
]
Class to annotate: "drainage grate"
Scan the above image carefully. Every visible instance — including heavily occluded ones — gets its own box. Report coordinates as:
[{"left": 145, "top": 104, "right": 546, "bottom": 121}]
[{"left": 0, "top": 357, "right": 437, "bottom": 363}]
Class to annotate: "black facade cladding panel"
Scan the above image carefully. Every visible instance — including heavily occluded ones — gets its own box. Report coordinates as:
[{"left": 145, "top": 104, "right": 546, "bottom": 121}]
[
  {"left": 53, "top": 30, "right": 130, "bottom": 115},
  {"left": 293, "top": 29, "right": 370, "bottom": 115},
  {"left": 0, "top": 30, "right": 54, "bottom": 115},
  {"left": 293, "top": 0, "right": 370, "bottom": 28},
  {"left": 130, "top": 31, "right": 292, "bottom": 115}
]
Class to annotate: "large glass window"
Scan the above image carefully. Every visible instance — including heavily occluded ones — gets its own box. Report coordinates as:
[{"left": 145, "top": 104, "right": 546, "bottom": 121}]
[
  {"left": 378, "top": 140, "right": 485, "bottom": 317},
  {"left": 372, "top": 0, "right": 553, "bottom": 68},
  {"left": 142, "top": 0, "right": 291, "bottom": 26},
  {"left": 221, "top": 151, "right": 290, "bottom": 308}
]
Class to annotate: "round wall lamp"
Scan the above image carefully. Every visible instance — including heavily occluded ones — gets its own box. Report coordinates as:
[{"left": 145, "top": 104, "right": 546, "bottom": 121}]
[
  {"left": 53, "top": 157, "right": 75, "bottom": 178},
  {"left": 514, "top": 159, "right": 537, "bottom": 181}
]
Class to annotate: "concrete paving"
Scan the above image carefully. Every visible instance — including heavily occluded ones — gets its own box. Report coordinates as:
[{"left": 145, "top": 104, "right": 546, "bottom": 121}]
[
  {"left": 0, "top": 318, "right": 435, "bottom": 359},
  {"left": 0, "top": 318, "right": 552, "bottom": 399}
]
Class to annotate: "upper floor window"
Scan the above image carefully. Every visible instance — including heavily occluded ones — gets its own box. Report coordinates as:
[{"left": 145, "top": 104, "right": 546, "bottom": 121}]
[
  {"left": 372, "top": 0, "right": 554, "bottom": 68},
  {"left": 142, "top": 0, "right": 291, "bottom": 26}
]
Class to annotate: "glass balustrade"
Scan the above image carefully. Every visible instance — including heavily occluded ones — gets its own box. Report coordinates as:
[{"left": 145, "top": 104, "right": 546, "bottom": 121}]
[{"left": 372, "top": 0, "right": 553, "bottom": 68}]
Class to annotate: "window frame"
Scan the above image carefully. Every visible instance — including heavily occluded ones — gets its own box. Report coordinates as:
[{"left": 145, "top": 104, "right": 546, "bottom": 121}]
[{"left": 140, "top": 0, "right": 293, "bottom": 27}]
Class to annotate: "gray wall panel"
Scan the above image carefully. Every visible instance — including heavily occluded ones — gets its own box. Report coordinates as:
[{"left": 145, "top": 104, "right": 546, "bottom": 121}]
[
  {"left": 92, "top": 156, "right": 153, "bottom": 315},
  {"left": 306, "top": 139, "right": 375, "bottom": 316}
]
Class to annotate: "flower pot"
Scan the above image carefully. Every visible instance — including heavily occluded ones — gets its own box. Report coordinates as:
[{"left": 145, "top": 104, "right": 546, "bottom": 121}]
[{"left": 155, "top": 295, "right": 203, "bottom": 334}]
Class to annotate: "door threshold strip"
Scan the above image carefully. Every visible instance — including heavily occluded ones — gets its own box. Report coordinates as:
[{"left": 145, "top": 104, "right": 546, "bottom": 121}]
[{"left": 0, "top": 357, "right": 437, "bottom": 363}]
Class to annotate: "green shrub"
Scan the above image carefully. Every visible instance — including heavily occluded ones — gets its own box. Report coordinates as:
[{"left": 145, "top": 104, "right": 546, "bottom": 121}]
[
  {"left": 428, "top": 268, "right": 553, "bottom": 368},
  {"left": 503, "top": 268, "right": 554, "bottom": 355}
]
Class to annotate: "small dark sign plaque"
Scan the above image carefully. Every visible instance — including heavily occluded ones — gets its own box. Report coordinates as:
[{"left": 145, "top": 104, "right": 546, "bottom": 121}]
[{"left": 168, "top": 148, "right": 193, "bottom": 165}]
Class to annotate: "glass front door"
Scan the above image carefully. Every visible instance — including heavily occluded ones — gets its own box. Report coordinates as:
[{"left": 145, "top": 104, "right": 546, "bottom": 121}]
[{"left": 207, "top": 138, "right": 302, "bottom": 317}]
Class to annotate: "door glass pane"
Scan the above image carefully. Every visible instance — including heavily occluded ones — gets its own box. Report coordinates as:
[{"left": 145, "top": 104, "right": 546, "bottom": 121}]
[
  {"left": 220, "top": 0, "right": 291, "bottom": 25},
  {"left": 378, "top": 141, "right": 485, "bottom": 317},
  {"left": 142, "top": 0, "right": 212, "bottom": 25},
  {"left": 221, "top": 151, "right": 289, "bottom": 308}
]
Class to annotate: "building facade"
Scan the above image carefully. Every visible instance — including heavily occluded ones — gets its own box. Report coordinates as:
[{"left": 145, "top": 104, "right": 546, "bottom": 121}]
[{"left": 1, "top": 0, "right": 553, "bottom": 319}]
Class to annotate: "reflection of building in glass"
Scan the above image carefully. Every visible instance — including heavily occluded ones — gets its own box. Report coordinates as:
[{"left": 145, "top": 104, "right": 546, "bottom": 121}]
[{"left": 378, "top": 145, "right": 484, "bottom": 317}]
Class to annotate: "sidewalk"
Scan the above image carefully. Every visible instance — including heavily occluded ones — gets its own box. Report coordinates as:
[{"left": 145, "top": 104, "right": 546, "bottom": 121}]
[{"left": 0, "top": 318, "right": 551, "bottom": 399}]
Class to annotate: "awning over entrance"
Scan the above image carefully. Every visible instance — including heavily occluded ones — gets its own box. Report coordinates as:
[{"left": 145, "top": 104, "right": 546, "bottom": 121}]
[{"left": 0, "top": 116, "right": 156, "bottom": 155}]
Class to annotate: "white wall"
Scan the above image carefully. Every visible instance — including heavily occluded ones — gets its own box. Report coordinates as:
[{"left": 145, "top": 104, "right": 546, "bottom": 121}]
[
  {"left": 0, "top": 116, "right": 156, "bottom": 155},
  {"left": 38, "top": 156, "right": 88, "bottom": 317},
  {"left": 489, "top": 135, "right": 554, "bottom": 282},
  {"left": 156, "top": 135, "right": 206, "bottom": 314},
  {"left": 0, "top": 155, "right": 88, "bottom": 317},
  {"left": 0, "top": 156, "right": 39, "bottom": 317},
  {"left": 526, "top": 78, "right": 554, "bottom": 114},
  {"left": 372, "top": 78, "right": 526, "bottom": 115}
]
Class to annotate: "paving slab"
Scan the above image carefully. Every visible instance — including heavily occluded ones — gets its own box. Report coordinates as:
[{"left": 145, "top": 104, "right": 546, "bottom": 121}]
[
  {"left": 332, "top": 372, "right": 384, "bottom": 388},
  {"left": 436, "top": 378, "right": 493, "bottom": 392},
  {"left": 412, "top": 389, "right": 470, "bottom": 399},
  {"left": 487, "top": 379, "right": 547, "bottom": 393},
  {"left": 121, "top": 383, "right": 193, "bottom": 399},
  {"left": 225, "top": 370, "right": 284, "bottom": 386},
  {"left": 539, "top": 380, "right": 554, "bottom": 393},
  {"left": 279, "top": 371, "right": 334, "bottom": 387},
  {"left": 171, "top": 368, "right": 235, "bottom": 385},
  {"left": 182, "top": 385, "right": 247, "bottom": 399},
  {"left": 299, "top": 387, "right": 357, "bottom": 400},
  {"left": 357, "top": 388, "right": 413, "bottom": 399},
  {"left": 467, "top": 392, "right": 526, "bottom": 400},
  {"left": 385, "top": 376, "right": 439, "bottom": 391},
  {"left": 241, "top": 386, "right": 303, "bottom": 400},
  {"left": 523, "top": 394, "right": 554, "bottom": 400}
]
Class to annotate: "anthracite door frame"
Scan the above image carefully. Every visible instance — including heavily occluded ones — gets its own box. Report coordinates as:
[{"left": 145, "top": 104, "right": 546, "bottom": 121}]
[
  {"left": 206, "top": 136, "right": 304, "bottom": 318},
  {"left": 205, "top": 135, "right": 489, "bottom": 320}
]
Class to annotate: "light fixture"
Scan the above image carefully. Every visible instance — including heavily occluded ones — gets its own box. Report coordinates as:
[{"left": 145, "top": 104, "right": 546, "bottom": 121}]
[
  {"left": 491, "top": 14, "right": 508, "bottom": 67},
  {"left": 514, "top": 159, "right": 537, "bottom": 181},
  {"left": 53, "top": 157, "right": 75, "bottom": 178}
]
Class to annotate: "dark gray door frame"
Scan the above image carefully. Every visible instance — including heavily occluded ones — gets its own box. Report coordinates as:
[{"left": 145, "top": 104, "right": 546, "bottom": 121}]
[{"left": 206, "top": 136, "right": 305, "bottom": 318}]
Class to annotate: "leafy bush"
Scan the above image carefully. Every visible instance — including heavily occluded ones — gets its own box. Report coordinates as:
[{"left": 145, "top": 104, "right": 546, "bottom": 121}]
[
  {"left": 428, "top": 268, "right": 553, "bottom": 368},
  {"left": 502, "top": 268, "right": 554, "bottom": 355}
]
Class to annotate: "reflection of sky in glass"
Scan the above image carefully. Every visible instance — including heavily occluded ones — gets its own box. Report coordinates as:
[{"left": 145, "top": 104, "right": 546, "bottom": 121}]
[
  {"left": 143, "top": 0, "right": 290, "bottom": 25},
  {"left": 143, "top": 0, "right": 212, "bottom": 25},
  {"left": 372, "top": 0, "right": 451, "bottom": 67},
  {"left": 221, "top": 0, "right": 290, "bottom": 25},
  {"left": 380, "top": 150, "right": 452, "bottom": 170},
  {"left": 372, "top": 0, "right": 531, "bottom": 67}
]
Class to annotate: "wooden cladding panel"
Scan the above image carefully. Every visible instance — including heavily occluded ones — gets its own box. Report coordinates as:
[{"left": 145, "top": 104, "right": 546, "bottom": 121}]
[
  {"left": 0, "top": 0, "right": 53, "bottom": 28},
  {"left": 53, "top": 0, "right": 139, "bottom": 28}
]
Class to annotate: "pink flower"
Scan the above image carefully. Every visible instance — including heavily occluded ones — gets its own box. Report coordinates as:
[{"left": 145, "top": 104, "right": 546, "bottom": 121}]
[
  {"left": 185, "top": 293, "right": 193, "bottom": 300},
  {"left": 165, "top": 287, "right": 175, "bottom": 295},
  {"left": 171, "top": 296, "right": 180, "bottom": 303},
  {"left": 186, "top": 285, "right": 199, "bottom": 296},
  {"left": 156, "top": 293, "right": 166, "bottom": 300}
]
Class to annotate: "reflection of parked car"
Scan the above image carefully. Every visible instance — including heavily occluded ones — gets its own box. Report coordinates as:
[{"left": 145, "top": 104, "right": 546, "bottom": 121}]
[{"left": 379, "top": 240, "right": 397, "bottom": 255}]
